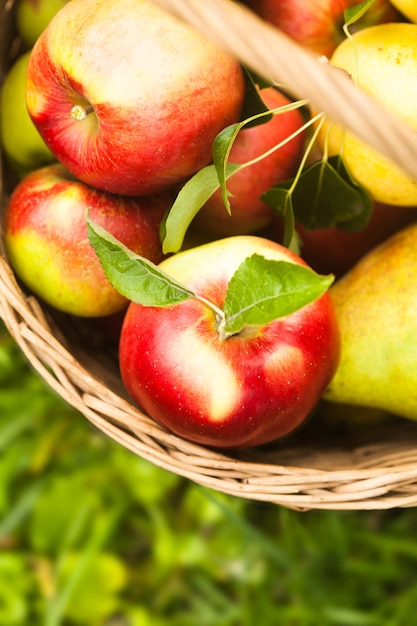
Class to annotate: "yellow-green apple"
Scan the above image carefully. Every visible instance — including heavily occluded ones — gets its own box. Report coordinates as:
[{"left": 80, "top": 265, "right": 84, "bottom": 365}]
[
  {"left": 389, "top": 0, "right": 417, "bottom": 24},
  {"left": 25, "top": 0, "right": 246, "bottom": 196},
  {"left": 0, "top": 51, "right": 55, "bottom": 176},
  {"left": 192, "top": 87, "right": 307, "bottom": 237},
  {"left": 117, "top": 236, "right": 341, "bottom": 448},
  {"left": 245, "top": 0, "right": 400, "bottom": 58},
  {"left": 3, "top": 163, "right": 171, "bottom": 317},
  {"left": 296, "top": 202, "right": 417, "bottom": 277},
  {"left": 317, "top": 22, "right": 417, "bottom": 206},
  {"left": 15, "top": 0, "right": 69, "bottom": 47}
]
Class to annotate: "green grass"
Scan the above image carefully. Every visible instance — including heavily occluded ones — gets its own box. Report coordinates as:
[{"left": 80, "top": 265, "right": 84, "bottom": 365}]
[{"left": 1, "top": 321, "right": 417, "bottom": 626}]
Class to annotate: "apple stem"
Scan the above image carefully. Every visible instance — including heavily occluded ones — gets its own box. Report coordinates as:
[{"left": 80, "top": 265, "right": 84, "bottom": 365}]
[
  {"left": 193, "top": 294, "right": 232, "bottom": 341},
  {"left": 216, "top": 315, "right": 232, "bottom": 342},
  {"left": 71, "top": 103, "right": 95, "bottom": 121}
]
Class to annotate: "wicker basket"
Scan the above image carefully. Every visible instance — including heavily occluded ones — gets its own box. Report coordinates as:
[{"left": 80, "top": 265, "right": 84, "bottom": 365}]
[{"left": 3, "top": 0, "right": 417, "bottom": 511}]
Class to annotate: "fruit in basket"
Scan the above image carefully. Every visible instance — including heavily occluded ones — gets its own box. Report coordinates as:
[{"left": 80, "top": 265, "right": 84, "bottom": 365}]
[
  {"left": 192, "top": 87, "right": 307, "bottom": 237},
  {"left": 245, "top": 0, "right": 400, "bottom": 58},
  {"left": 296, "top": 201, "right": 417, "bottom": 277},
  {"left": 0, "top": 51, "right": 55, "bottom": 176},
  {"left": 15, "top": 0, "right": 69, "bottom": 47},
  {"left": 114, "top": 235, "right": 341, "bottom": 449},
  {"left": 25, "top": 0, "right": 246, "bottom": 196},
  {"left": 317, "top": 22, "right": 417, "bottom": 206},
  {"left": 389, "top": 0, "right": 417, "bottom": 23},
  {"left": 324, "top": 221, "right": 417, "bottom": 420},
  {"left": 3, "top": 163, "right": 171, "bottom": 317}
]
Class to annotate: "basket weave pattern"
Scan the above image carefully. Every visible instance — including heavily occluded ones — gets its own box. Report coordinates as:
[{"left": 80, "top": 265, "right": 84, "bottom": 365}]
[{"left": 2, "top": 0, "right": 417, "bottom": 511}]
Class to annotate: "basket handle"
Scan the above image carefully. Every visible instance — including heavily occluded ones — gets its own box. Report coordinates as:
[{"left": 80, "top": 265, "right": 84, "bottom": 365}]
[{"left": 152, "top": 0, "right": 417, "bottom": 180}]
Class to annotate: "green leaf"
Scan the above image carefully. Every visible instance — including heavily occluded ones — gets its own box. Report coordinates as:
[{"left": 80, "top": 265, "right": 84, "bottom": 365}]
[
  {"left": 261, "top": 187, "right": 296, "bottom": 249},
  {"left": 88, "top": 218, "right": 333, "bottom": 339},
  {"left": 223, "top": 254, "right": 334, "bottom": 335},
  {"left": 262, "top": 156, "right": 373, "bottom": 232},
  {"left": 334, "top": 159, "right": 374, "bottom": 232},
  {"left": 161, "top": 162, "right": 240, "bottom": 254},
  {"left": 213, "top": 125, "right": 246, "bottom": 211},
  {"left": 344, "top": 0, "right": 376, "bottom": 26},
  {"left": 239, "top": 66, "right": 273, "bottom": 127},
  {"left": 87, "top": 217, "right": 195, "bottom": 306}
]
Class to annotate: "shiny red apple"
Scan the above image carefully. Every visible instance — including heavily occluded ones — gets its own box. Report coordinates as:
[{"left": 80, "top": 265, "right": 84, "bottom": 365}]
[
  {"left": 25, "top": 0, "right": 246, "bottom": 196},
  {"left": 118, "top": 235, "right": 341, "bottom": 449},
  {"left": 3, "top": 163, "right": 171, "bottom": 317}
]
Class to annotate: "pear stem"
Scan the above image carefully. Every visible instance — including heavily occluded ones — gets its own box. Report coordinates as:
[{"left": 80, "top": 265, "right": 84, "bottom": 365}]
[{"left": 71, "top": 103, "right": 94, "bottom": 121}]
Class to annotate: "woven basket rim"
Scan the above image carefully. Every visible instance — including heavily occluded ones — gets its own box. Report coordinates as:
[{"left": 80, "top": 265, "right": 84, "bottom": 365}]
[{"left": 3, "top": 0, "right": 417, "bottom": 511}]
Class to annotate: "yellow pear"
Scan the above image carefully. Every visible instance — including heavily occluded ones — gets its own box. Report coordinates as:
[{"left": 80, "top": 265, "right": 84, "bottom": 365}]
[
  {"left": 388, "top": 0, "right": 417, "bottom": 24},
  {"left": 324, "top": 220, "right": 417, "bottom": 420},
  {"left": 317, "top": 22, "right": 417, "bottom": 206}
]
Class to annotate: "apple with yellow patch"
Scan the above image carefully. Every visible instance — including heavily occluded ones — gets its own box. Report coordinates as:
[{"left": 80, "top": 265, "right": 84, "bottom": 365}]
[
  {"left": 3, "top": 163, "right": 171, "bottom": 317},
  {"left": 25, "top": 0, "right": 245, "bottom": 196},
  {"left": 119, "top": 236, "right": 341, "bottom": 448}
]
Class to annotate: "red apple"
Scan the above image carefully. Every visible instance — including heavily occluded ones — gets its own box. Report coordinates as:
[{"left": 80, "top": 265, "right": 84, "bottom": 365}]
[
  {"left": 245, "top": 0, "right": 400, "bottom": 58},
  {"left": 3, "top": 163, "right": 171, "bottom": 317},
  {"left": 296, "top": 202, "right": 417, "bottom": 277},
  {"left": 192, "top": 87, "right": 307, "bottom": 237},
  {"left": 119, "top": 236, "right": 340, "bottom": 449},
  {"left": 25, "top": 0, "right": 246, "bottom": 196}
]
